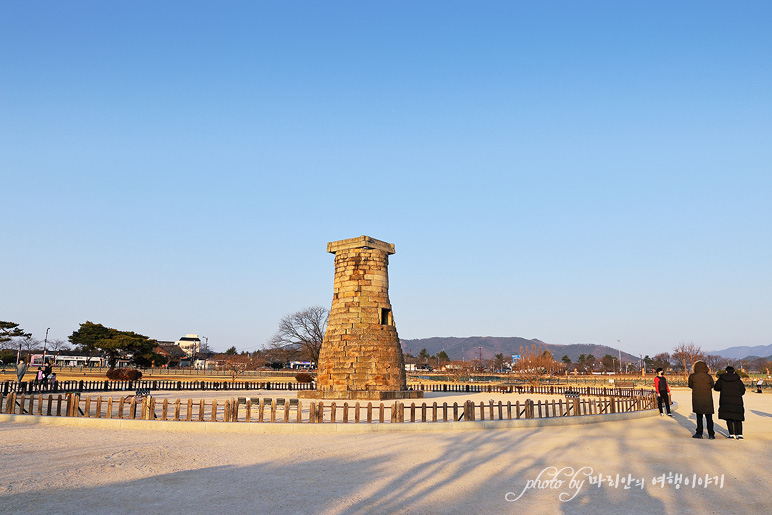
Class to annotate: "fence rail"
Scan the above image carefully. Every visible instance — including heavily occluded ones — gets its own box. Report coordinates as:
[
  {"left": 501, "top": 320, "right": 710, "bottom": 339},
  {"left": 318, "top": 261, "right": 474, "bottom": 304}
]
[
  {"left": 1, "top": 379, "right": 653, "bottom": 398},
  {"left": 1, "top": 380, "right": 315, "bottom": 395},
  {"left": 1, "top": 390, "right": 657, "bottom": 424}
]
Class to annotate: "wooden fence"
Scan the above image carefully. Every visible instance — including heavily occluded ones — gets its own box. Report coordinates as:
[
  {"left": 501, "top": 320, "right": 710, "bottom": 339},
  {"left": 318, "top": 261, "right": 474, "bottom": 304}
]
[
  {"left": 1, "top": 380, "right": 315, "bottom": 395},
  {"left": 1, "top": 391, "right": 657, "bottom": 424},
  {"left": 1, "top": 380, "right": 653, "bottom": 398}
]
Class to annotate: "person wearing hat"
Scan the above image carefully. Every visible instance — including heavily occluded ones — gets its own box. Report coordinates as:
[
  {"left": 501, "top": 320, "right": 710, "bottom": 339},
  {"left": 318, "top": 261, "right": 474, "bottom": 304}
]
[
  {"left": 714, "top": 366, "right": 746, "bottom": 439},
  {"left": 688, "top": 360, "right": 715, "bottom": 439}
]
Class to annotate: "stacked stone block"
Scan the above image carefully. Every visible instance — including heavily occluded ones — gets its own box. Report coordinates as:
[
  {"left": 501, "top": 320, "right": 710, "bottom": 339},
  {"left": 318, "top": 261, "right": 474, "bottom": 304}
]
[{"left": 301, "top": 235, "right": 420, "bottom": 400}]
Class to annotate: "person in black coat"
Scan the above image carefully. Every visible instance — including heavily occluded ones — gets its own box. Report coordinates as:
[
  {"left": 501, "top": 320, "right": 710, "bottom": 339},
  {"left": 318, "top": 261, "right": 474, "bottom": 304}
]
[
  {"left": 654, "top": 368, "right": 673, "bottom": 416},
  {"left": 688, "top": 361, "right": 715, "bottom": 439},
  {"left": 714, "top": 366, "right": 746, "bottom": 439}
]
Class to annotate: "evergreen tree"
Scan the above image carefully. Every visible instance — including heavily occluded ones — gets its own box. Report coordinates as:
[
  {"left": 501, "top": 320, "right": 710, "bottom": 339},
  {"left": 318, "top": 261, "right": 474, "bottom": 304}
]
[
  {"left": 0, "top": 321, "right": 30, "bottom": 345},
  {"left": 69, "top": 321, "right": 157, "bottom": 369}
]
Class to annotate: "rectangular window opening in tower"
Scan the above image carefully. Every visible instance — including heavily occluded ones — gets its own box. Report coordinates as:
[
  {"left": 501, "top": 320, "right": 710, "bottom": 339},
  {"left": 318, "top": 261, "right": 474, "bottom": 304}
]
[{"left": 380, "top": 308, "right": 392, "bottom": 326}]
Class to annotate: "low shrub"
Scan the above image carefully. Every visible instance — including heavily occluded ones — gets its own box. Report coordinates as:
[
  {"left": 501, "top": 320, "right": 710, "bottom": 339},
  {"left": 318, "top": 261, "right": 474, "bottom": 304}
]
[
  {"left": 295, "top": 372, "right": 314, "bottom": 383},
  {"left": 106, "top": 368, "right": 143, "bottom": 381}
]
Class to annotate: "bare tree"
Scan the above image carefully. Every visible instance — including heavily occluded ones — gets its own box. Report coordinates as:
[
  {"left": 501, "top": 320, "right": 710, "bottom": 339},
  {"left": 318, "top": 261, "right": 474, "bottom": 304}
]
[
  {"left": 651, "top": 353, "right": 671, "bottom": 371},
  {"left": 673, "top": 342, "right": 704, "bottom": 375},
  {"left": 749, "top": 357, "right": 768, "bottom": 373},
  {"left": 47, "top": 339, "right": 71, "bottom": 355},
  {"left": 446, "top": 361, "right": 474, "bottom": 383},
  {"left": 704, "top": 354, "right": 728, "bottom": 372},
  {"left": 268, "top": 306, "right": 328, "bottom": 365},
  {"left": 19, "top": 336, "right": 42, "bottom": 361},
  {"left": 513, "top": 344, "right": 560, "bottom": 386}
]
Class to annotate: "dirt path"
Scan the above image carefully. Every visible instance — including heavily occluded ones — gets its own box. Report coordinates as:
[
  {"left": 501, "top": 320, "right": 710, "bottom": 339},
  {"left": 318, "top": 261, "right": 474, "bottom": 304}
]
[{"left": 1, "top": 389, "right": 770, "bottom": 514}]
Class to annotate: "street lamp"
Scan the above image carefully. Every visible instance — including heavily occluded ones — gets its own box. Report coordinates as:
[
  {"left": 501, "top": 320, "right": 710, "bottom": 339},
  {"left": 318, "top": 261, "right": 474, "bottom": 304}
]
[{"left": 42, "top": 327, "right": 50, "bottom": 364}]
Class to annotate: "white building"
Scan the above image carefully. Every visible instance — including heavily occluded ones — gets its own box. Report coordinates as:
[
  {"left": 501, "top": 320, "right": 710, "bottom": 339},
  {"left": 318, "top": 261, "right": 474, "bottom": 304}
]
[{"left": 175, "top": 334, "right": 201, "bottom": 357}]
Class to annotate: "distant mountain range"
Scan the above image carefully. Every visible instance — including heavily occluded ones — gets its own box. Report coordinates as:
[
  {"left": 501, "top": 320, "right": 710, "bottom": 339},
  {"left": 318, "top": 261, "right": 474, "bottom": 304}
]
[
  {"left": 707, "top": 344, "right": 772, "bottom": 360},
  {"left": 400, "top": 336, "right": 640, "bottom": 363}
]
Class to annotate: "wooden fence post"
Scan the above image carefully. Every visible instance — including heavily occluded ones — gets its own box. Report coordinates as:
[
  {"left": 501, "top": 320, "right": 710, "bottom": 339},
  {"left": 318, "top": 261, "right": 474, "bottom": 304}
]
[{"left": 525, "top": 399, "right": 534, "bottom": 419}]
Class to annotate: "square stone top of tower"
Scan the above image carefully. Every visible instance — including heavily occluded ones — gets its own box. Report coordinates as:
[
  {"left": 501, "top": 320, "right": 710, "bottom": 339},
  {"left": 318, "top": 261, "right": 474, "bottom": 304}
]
[{"left": 326, "top": 235, "right": 395, "bottom": 255}]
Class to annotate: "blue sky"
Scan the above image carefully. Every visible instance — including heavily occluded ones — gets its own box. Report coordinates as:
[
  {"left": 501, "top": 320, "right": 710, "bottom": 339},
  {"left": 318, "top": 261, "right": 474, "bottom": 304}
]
[{"left": 2, "top": 2, "right": 771, "bottom": 357}]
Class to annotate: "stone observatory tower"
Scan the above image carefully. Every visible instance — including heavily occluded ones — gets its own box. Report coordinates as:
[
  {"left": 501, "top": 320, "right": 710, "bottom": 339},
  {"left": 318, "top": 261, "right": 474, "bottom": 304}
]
[{"left": 301, "top": 235, "right": 421, "bottom": 400}]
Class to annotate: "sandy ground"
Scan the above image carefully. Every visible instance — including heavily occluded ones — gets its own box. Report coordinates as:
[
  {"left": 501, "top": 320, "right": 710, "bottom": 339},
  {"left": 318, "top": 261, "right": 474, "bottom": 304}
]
[{"left": 1, "top": 389, "right": 770, "bottom": 515}]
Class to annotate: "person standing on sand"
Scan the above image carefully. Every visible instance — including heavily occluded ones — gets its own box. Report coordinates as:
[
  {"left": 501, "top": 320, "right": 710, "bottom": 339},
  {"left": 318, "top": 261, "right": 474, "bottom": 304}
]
[
  {"left": 688, "top": 360, "right": 715, "bottom": 439},
  {"left": 654, "top": 368, "right": 673, "bottom": 416},
  {"left": 16, "top": 360, "right": 28, "bottom": 382},
  {"left": 714, "top": 366, "right": 746, "bottom": 439},
  {"left": 43, "top": 361, "right": 53, "bottom": 381}
]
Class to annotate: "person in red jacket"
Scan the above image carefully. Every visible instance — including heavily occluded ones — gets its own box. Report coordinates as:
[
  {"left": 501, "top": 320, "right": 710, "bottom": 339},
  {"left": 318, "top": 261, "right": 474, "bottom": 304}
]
[{"left": 655, "top": 368, "right": 673, "bottom": 417}]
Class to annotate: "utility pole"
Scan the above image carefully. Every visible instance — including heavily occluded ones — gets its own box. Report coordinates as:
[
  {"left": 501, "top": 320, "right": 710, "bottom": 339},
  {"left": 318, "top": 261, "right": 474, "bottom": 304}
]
[
  {"left": 200, "top": 336, "right": 209, "bottom": 370},
  {"left": 478, "top": 346, "right": 483, "bottom": 372}
]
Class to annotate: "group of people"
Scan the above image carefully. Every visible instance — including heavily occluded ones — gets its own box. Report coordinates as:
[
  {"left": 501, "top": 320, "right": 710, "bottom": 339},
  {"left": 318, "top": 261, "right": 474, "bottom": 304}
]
[
  {"left": 654, "top": 362, "right": 746, "bottom": 440},
  {"left": 15, "top": 360, "right": 57, "bottom": 386}
]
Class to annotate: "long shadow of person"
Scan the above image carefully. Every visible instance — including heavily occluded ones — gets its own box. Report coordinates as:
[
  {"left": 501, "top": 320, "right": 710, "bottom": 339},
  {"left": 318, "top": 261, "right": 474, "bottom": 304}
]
[{"left": 671, "top": 410, "right": 731, "bottom": 439}]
